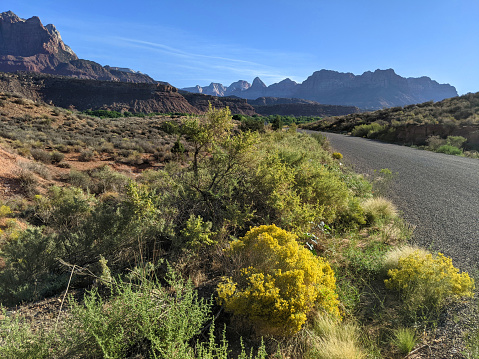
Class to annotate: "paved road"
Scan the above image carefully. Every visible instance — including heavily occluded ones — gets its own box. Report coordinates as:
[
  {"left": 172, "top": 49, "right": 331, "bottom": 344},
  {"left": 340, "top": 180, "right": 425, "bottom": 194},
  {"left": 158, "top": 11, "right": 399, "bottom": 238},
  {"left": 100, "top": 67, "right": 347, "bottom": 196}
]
[{"left": 309, "top": 131, "right": 479, "bottom": 273}]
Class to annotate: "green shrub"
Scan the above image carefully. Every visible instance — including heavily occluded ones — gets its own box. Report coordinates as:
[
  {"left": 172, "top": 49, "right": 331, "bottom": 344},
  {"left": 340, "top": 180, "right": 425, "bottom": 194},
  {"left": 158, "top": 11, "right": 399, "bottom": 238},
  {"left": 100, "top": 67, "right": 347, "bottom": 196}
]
[
  {"left": 68, "top": 265, "right": 211, "bottom": 358},
  {"left": 0, "top": 227, "right": 66, "bottom": 305},
  {"left": 67, "top": 169, "right": 91, "bottom": 190},
  {"left": 179, "top": 214, "right": 216, "bottom": 249},
  {"left": 446, "top": 135, "right": 467, "bottom": 148},
  {"left": 351, "top": 123, "right": 386, "bottom": 138},
  {"left": 16, "top": 168, "right": 38, "bottom": 196},
  {"left": 239, "top": 117, "right": 265, "bottom": 133},
  {"left": 89, "top": 165, "right": 129, "bottom": 194},
  {"left": 160, "top": 121, "right": 180, "bottom": 135},
  {"left": 171, "top": 137, "right": 186, "bottom": 154},
  {"left": 217, "top": 225, "right": 340, "bottom": 336},
  {"left": 392, "top": 328, "right": 416, "bottom": 355},
  {"left": 332, "top": 152, "right": 343, "bottom": 160},
  {"left": 436, "top": 144, "right": 462, "bottom": 155},
  {"left": 50, "top": 151, "right": 65, "bottom": 164}
]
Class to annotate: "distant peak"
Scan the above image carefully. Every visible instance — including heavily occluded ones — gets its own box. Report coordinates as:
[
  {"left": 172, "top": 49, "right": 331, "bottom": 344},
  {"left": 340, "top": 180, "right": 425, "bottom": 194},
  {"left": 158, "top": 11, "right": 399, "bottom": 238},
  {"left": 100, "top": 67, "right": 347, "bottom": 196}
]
[
  {"left": 0, "top": 10, "right": 22, "bottom": 22},
  {"left": 252, "top": 77, "right": 266, "bottom": 88}
]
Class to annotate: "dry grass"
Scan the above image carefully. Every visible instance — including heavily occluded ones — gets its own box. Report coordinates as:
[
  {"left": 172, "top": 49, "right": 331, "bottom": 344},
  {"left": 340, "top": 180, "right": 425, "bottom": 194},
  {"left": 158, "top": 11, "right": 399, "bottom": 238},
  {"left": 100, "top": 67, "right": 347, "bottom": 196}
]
[
  {"left": 362, "top": 197, "right": 397, "bottom": 224},
  {"left": 382, "top": 244, "right": 430, "bottom": 274},
  {"left": 305, "top": 314, "right": 366, "bottom": 359}
]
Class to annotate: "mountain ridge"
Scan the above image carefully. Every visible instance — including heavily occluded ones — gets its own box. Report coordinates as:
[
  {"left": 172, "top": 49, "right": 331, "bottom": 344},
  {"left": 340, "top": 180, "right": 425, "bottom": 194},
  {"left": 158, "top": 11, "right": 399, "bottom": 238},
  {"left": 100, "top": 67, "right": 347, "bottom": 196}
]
[{"left": 182, "top": 69, "right": 458, "bottom": 110}]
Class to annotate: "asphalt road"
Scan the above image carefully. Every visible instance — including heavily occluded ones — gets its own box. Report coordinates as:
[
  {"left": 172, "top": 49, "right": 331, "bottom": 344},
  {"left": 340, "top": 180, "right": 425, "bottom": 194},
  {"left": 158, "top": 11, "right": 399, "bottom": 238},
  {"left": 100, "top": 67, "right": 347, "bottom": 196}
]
[{"left": 309, "top": 131, "right": 479, "bottom": 273}]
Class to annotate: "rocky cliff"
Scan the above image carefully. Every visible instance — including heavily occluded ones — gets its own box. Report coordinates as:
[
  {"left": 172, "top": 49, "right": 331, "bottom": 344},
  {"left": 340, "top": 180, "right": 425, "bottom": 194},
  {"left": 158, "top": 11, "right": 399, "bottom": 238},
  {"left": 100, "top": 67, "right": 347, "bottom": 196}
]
[
  {"left": 0, "top": 72, "right": 256, "bottom": 115},
  {"left": 0, "top": 11, "right": 156, "bottom": 83},
  {"left": 183, "top": 69, "right": 458, "bottom": 110}
]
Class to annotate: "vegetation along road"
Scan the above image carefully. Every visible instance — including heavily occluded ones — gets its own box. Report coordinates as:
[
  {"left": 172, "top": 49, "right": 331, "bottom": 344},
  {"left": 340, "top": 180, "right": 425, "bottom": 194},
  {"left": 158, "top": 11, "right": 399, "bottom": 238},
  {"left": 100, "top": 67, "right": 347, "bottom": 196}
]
[{"left": 309, "top": 130, "right": 479, "bottom": 273}]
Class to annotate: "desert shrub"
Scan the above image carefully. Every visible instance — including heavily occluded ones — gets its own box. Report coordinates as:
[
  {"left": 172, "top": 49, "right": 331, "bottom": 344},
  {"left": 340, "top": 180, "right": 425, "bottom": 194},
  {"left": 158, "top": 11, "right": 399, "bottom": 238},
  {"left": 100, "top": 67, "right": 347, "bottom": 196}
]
[
  {"left": 217, "top": 225, "right": 340, "bottom": 336},
  {"left": 16, "top": 168, "right": 38, "bottom": 196},
  {"left": 361, "top": 197, "right": 397, "bottom": 225},
  {"left": 160, "top": 121, "right": 180, "bottom": 135},
  {"left": 89, "top": 165, "right": 129, "bottom": 194},
  {"left": 31, "top": 148, "right": 52, "bottom": 164},
  {"left": 446, "top": 135, "right": 467, "bottom": 148},
  {"left": 351, "top": 122, "right": 386, "bottom": 138},
  {"left": 436, "top": 144, "right": 462, "bottom": 155},
  {"left": 305, "top": 314, "right": 365, "bottom": 359},
  {"left": 68, "top": 169, "right": 91, "bottom": 190},
  {"left": 426, "top": 135, "right": 447, "bottom": 151},
  {"left": 68, "top": 265, "right": 211, "bottom": 358},
  {"left": 19, "top": 161, "right": 51, "bottom": 180},
  {"left": 250, "top": 132, "right": 363, "bottom": 232},
  {"left": 50, "top": 151, "right": 65, "bottom": 164},
  {"left": 0, "top": 227, "right": 67, "bottom": 305},
  {"left": 384, "top": 250, "right": 474, "bottom": 318},
  {"left": 0, "top": 307, "right": 61, "bottom": 358},
  {"left": 332, "top": 152, "right": 343, "bottom": 160},
  {"left": 309, "top": 133, "right": 330, "bottom": 150},
  {"left": 33, "top": 186, "right": 94, "bottom": 232},
  {"left": 79, "top": 149, "right": 95, "bottom": 161},
  {"left": 179, "top": 214, "right": 216, "bottom": 249}
]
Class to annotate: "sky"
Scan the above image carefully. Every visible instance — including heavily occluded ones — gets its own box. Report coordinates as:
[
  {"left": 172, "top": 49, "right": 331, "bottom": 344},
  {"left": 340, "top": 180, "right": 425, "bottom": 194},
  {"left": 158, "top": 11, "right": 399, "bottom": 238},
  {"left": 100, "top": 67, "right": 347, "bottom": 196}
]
[{"left": 4, "top": 0, "right": 479, "bottom": 95}]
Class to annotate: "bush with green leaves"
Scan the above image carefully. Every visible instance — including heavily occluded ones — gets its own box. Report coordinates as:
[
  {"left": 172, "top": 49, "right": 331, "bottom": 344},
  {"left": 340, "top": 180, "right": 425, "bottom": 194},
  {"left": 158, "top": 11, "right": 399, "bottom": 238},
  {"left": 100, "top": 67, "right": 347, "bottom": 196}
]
[
  {"left": 351, "top": 122, "right": 386, "bottom": 138},
  {"left": 67, "top": 265, "right": 211, "bottom": 359},
  {"left": 0, "top": 264, "right": 268, "bottom": 358},
  {"left": 436, "top": 144, "right": 463, "bottom": 155},
  {"left": 0, "top": 227, "right": 67, "bottom": 305}
]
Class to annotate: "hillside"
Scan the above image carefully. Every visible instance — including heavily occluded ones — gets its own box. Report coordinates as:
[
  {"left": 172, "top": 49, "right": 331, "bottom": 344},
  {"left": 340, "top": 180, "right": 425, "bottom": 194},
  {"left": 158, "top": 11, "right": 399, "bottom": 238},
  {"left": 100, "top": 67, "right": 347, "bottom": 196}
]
[
  {"left": 182, "top": 69, "right": 458, "bottom": 110},
  {"left": 303, "top": 91, "right": 479, "bottom": 150},
  {"left": 0, "top": 72, "right": 256, "bottom": 115}
]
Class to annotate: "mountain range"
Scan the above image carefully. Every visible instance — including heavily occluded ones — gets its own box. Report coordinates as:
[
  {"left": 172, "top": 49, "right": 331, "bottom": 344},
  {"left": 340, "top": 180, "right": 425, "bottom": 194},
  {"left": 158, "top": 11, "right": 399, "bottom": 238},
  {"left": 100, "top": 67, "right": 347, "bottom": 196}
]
[
  {"left": 0, "top": 10, "right": 459, "bottom": 113},
  {"left": 182, "top": 70, "right": 458, "bottom": 110}
]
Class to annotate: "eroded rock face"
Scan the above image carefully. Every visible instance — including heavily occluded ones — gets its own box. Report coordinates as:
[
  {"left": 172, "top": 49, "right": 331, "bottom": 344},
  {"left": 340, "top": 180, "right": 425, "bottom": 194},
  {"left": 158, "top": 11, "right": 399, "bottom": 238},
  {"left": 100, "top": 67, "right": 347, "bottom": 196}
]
[
  {"left": 0, "top": 11, "right": 77, "bottom": 60},
  {"left": 0, "top": 11, "right": 155, "bottom": 83},
  {"left": 0, "top": 72, "right": 256, "bottom": 115}
]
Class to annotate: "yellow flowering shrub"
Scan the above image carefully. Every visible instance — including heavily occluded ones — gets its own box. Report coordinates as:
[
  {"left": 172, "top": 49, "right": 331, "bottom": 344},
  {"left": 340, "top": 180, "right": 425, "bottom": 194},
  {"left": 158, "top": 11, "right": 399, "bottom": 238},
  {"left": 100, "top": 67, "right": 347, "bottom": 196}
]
[
  {"left": 217, "top": 225, "right": 340, "bottom": 336},
  {"left": 385, "top": 250, "right": 474, "bottom": 313}
]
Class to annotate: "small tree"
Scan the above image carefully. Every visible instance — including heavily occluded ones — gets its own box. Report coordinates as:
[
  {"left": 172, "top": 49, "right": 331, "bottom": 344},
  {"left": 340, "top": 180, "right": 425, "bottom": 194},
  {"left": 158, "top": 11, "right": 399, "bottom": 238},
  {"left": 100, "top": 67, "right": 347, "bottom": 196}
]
[
  {"left": 271, "top": 116, "right": 283, "bottom": 131},
  {"left": 181, "top": 104, "right": 234, "bottom": 179}
]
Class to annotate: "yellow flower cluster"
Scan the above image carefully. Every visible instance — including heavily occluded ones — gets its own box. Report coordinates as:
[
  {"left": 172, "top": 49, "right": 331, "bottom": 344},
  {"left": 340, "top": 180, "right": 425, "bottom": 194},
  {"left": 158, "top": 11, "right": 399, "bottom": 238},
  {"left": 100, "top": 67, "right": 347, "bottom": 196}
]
[
  {"left": 385, "top": 251, "right": 474, "bottom": 308},
  {"left": 217, "top": 225, "right": 340, "bottom": 336}
]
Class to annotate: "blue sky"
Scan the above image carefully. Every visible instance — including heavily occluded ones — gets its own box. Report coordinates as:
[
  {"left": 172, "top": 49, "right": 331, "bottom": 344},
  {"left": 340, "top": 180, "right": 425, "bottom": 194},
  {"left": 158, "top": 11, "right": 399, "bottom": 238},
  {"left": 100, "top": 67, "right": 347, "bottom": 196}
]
[{"left": 5, "top": 0, "right": 479, "bottom": 94}]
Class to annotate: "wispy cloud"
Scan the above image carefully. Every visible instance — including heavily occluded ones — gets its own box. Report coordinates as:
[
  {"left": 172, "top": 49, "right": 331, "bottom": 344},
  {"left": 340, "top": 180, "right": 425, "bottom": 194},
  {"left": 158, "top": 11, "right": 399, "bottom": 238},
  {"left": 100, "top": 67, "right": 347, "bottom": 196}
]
[{"left": 118, "top": 38, "right": 264, "bottom": 67}]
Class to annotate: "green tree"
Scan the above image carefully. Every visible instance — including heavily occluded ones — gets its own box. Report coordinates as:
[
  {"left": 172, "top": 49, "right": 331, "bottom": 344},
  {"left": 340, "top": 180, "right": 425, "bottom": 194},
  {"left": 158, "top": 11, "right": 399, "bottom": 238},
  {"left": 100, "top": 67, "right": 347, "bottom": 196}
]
[{"left": 182, "top": 104, "right": 234, "bottom": 179}]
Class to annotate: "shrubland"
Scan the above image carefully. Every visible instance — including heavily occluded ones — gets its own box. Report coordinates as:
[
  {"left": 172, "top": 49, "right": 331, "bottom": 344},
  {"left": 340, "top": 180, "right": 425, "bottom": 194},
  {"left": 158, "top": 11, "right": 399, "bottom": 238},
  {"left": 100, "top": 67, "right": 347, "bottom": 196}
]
[
  {"left": 0, "top": 95, "right": 475, "bottom": 358},
  {"left": 302, "top": 91, "right": 479, "bottom": 157}
]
